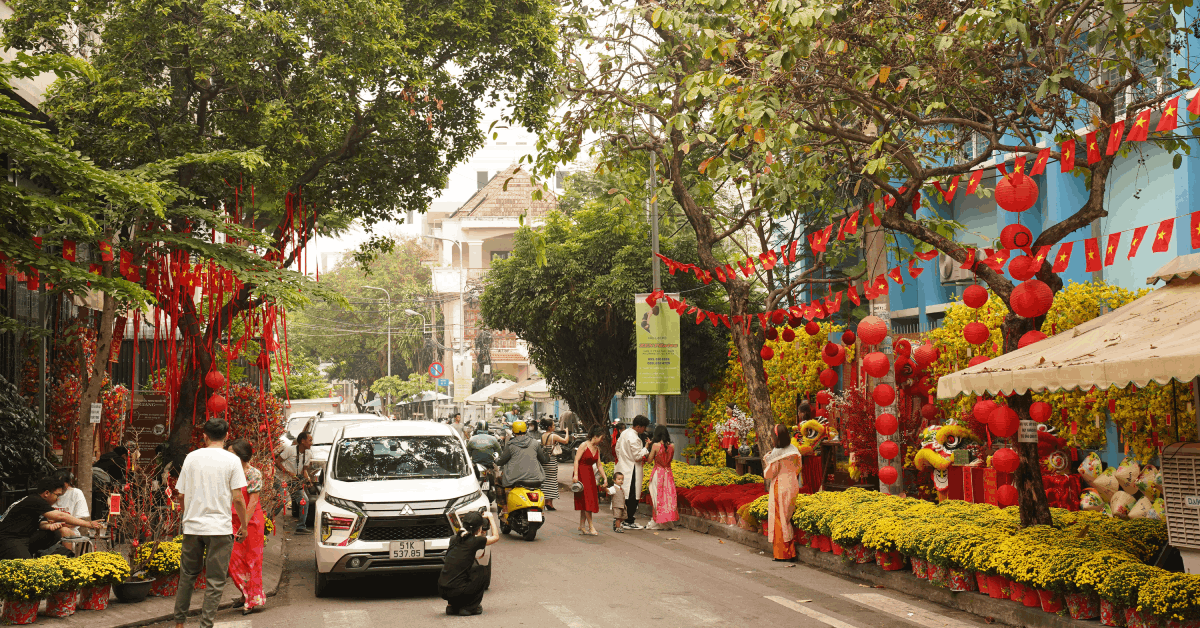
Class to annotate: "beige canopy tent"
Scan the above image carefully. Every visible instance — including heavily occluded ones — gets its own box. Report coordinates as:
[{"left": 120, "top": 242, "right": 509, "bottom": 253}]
[
  {"left": 516, "top": 378, "right": 553, "bottom": 402},
  {"left": 464, "top": 380, "right": 515, "bottom": 406},
  {"left": 937, "top": 255, "right": 1200, "bottom": 399},
  {"left": 487, "top": 379, "right": 530, "bottom": 404}
]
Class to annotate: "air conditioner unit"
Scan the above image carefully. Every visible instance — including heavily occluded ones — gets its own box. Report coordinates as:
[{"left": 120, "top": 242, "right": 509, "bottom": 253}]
[
  {"left": 1162, "top": 442, "right": 1200, "bottom": 573},
  {"left": 938, "top": 252, "right": 974, "bottom": 285}
]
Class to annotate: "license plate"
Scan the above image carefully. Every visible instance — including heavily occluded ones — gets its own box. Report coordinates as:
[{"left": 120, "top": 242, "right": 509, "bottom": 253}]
[
  {"left": 389, "top": 540, "right": 425, "bottom": 559},
  {"left": 480, "top": 481, "right": 489, "bottom": 491},
  {"left": 527, "top": 511, "right": 543, "bottom": 522}
]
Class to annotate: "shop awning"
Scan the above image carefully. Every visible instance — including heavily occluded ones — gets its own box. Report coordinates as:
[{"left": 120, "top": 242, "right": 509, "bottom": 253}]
[
  {"left": 517, "top": 378, "right": 553, "bottom": 402},
  {"left": 937, "top": 256, "right": 1200, "bottom": 399},
  {"left": 464, "top": 380, "right": 514, "bottom": 406},
  {"left": 487, "top": 379, "right": 529, "bottom": 404}
]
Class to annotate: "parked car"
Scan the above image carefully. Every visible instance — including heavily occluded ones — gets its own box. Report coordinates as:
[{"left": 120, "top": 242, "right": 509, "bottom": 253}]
[
  {"left": 312, "top": 421, "right": 490, "bottom": 597},
  {"left": 280, "top": 411, "right": 319, "bottom": 450}
]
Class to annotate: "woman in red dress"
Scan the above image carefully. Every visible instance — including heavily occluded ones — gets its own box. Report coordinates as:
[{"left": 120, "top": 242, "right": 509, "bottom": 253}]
[
  {"left": 226, "top": 439, "right": 266, "bottom": 614},
  {"left": 572, "top": 426, "right": 608, "bottom": 536}
]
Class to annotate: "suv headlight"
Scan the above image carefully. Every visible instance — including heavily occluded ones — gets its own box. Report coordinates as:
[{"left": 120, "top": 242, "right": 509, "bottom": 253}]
[
  {"left": 321, "top": 496, "right": 366, "bottom": 545},
  {"left": 445, "top": 490, "right": 484, "bottom": 513},
  {"left": 325, "top": 495, "right": 364, "bottom": 516}
]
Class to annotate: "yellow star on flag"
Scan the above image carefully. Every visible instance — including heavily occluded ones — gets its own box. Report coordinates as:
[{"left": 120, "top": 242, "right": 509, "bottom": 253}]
[
  {"left": 1058, "top": 253, "right": 1068, "bottom": 262},
  {"left": 1087, "top": 251, "right": 1095, "bottom": 259},
  {"left": 1157, "top": 231, "right": 1166, "bottom": 240},
  {"left": 1134, "top": 117, "right": 1147, "bottom": 127},
  {"left": 1167, "top": 105, "right": 1177, "bottom": 116},
  {"left": 1107, "top": 245, "right": 1115, "bottom": 254}
]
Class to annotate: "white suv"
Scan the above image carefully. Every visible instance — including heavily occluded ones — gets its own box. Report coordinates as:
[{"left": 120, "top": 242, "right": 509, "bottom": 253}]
[{"left": 313, "top": 421, "right": 490, "bottom": 596}]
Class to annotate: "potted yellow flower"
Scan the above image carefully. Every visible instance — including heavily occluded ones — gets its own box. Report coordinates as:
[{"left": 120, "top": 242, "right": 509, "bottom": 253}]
[
  {"left": 77, "top": 552, "right": 130, "bottom": 611},
  {"left": 141, "top": 541, "right": 182, "bottom": 597},
  {"left": 1076, "top": 550, "right": 1141, "bottom": 627},
  {"left": 37, "top": 556, "right": 89, "bottom": 617},
  {"left": 0, "top": 558, "right": 62, "bottom": 624},
  {"left": 1138, "top": 572, "right": 1200, "bottom": 627}
]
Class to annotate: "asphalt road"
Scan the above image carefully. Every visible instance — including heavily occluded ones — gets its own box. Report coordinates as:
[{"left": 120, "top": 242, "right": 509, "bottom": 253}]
[{"left": 154, "top": 504, "right": 1000, "bottom": 628}]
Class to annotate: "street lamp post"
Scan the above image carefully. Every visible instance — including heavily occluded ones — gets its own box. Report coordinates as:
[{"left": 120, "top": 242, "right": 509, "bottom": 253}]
[
  {"left": 424, "top": 235, "right": 464, "bottom": 408},
  {"left": 403, "top": 308, "right": 429, "bottom": 400},
  {"left": 363, "top": 285, "right": 391, "bottom": 415}
]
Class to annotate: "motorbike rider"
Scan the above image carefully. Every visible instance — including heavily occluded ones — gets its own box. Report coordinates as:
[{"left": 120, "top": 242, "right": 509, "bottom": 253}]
[
  {"left": 494, "top": 421, "right": 548, "bottom": 509},
  {"left": 467, "top": 428, "right": 503, "bottom": 470}
]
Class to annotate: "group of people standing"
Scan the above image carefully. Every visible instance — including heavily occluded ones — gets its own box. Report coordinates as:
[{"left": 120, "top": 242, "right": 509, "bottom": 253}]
[{"left": 570, "top": 415, "right": 678, "bottom": 535}]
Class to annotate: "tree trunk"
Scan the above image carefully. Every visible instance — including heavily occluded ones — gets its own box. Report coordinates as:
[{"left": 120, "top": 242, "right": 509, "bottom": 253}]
[
  {"left": 75, "top": 281, "right": 118, "bottom": 507},
  {"left": 1001, "top": 313, "right": 1052, "bottom": 526}
]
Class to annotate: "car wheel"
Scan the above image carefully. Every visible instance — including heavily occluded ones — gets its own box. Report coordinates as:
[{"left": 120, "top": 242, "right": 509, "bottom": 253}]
[{"left": 314, "top": 563, "right": 330, "bottom": 598}]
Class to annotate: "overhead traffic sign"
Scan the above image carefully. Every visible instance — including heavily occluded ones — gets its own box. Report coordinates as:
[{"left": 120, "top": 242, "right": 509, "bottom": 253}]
[{"left": 429, "top": 362, "right": 444, "bottom": 378}]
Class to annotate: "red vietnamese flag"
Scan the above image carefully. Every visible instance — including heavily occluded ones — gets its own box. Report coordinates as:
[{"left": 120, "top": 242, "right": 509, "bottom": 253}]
[
  {"left": 26, "top": 267, "right": 38, "bottom": 290},
  {"left": 1128, "top": 225, "right": 1149, "bottom": 259},
  {"left": 915, "top": 248, "right": 938, "bottom": 262},
  {"left": 1156, "top": 97, "right": 1180, "bottom": 132},
  {"left": 1105, "top": 232, "right": 1121, "bottom": 266},
  {"left": 873, "top": 274, "right": 890, "bottom": 295},
  {"left": 944, "top": 175, "right": 960, "bottom": 203},
  {"left": 99, "top": 241, "right": 113, "bottom": 262},
  {"left": 61, "top": 240, "right": 76, "bottom": 262},
  {"left": 1189, "top": 93, "right": 1200, "bottom": 116},
  {"left": 847, "top": 285, "right": 860, "bottom": 306},
  {"left": 835, "top": 217, "right": 848, "bottom": 241},
  {"left": 1191, "top": 212, "right": 1200, "bottom": 250},
  {"left": 907, "top": 258, "right": 924, "bottom": 279},
  {"left": 1032, "top": 245, "right": 1052, "bottom": 268},
  {"left": 1106, "top": 120, "right": 1125, "bottom": 155},
  {"left": 1152, "top": 218, "right": 1174, "bottom": 253},
  {"left": 1084, "top": 238, "right": 1101, "bottom": 272},
  {"left": 119, "top": 249, "right": 132, "bottom": 276},
  {"left": 1052, "top": 241, "right": 1074, "bottom": 273},
  {"left": 1060, "top": 139, "right": 1076, "bottom": 173},
  {"left": 1030, "top": 148, "right": 1051, "bottom": 176},
  {"left": 1013, "top": 156, "right": 1027, "bottom": 175},
  {"left": 1127, "top": 109, "right": 1153, "bottom": 142},
  {"left": 787, "top": 241, "right": 797, "bottom": 263},
  {"left": 1085, "top": 131, "right": 1100, "bottom": 164},
  {"left": 888, "top": 266, "right": 904, "bottom": 285},
  {"left": 868, "top": 202, "right": 880, "bottom": 227},
  {"left": 844, "top": 210, "right": 860, "bottom": 236},
  {"left": 960, "top": 247, "right": 977, "bottom": 271},
  {"left": 966, "top": 169, "right": 983, "bottom": 194},
  {"left": 88, "top": 263, "right": 102, "bottom": 276}
]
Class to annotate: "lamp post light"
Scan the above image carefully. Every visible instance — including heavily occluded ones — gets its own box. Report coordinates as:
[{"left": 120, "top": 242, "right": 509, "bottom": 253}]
[{"left": 363, "top": 285, "right": 391, "bottom": 414}]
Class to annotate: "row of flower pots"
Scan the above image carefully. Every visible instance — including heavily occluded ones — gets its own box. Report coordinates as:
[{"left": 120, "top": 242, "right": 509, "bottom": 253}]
[{"left": 0, "top": 571, "right": 207, "bottom": 625}]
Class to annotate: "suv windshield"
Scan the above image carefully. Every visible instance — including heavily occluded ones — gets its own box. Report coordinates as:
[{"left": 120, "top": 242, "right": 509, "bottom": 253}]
[
  {"left": 332, "top": 436, "right": 469, "bottom": 481},
  {"left": 312, "top": 420, "right": 379, "bottom": 445}
]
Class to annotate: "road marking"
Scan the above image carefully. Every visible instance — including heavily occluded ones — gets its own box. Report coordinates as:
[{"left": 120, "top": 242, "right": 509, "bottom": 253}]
[
  {"left": 842, "top": 593, "right": 982, "bottom": 628},
  {"left": 542, "top": 603, "right": 596, "bottom": 628},
  {"left": 766, "top": 596, "right": 860, "bottom": 628},
  {"left": 324, "top": 610, "right": 371, "bottom": 628},
  {"left": 662, "top": 595, "right": 721, "bottom": 624},
  {"left": 214, "top": 622, "right": 253, "bottom": 628}
]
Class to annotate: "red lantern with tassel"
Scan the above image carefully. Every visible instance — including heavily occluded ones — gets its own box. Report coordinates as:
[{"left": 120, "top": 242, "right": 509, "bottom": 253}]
[
  {"left": 815, "top": 390, "right": 831, "bottom": 406},
  {"left": 857, "top": 316, "right": 888, "bottom": 345},
  {"left": 913, "top": 341, "right": 938, "bottom": 368},
  {"left": 824, "top": 343, "right": 839, "bottom": 357},
  {"left": 990, "top": 405, "right": 1019, "bottom": 437},
  {"left": 963, "top": 285, "right": 988, "bottom": 309},
  {"left": 992, "top": 448, "right": 1019, "bottom": 473},
  {"left": 841, "top": 330, "right": 856, "bottom": 346},
  {"left": 862, "top": 352, "right": 890, "bottom": 378},
  {"left": 879, "top": 441, "right": 899, "bottom": 460},
  {"left": 771, "top": 310, "right": 787, "bottom": 326},
  {"left": 1010, "top": 280, "right": 1054, "bottom": 319},
  {"left": 207, "top": 394, "right": 228, "bottom": 415},
  {"left": 765, "top": 328, "right": 779, "bottom": 341},
  {"left": 805, "top": 321, "right": 820, "bottom": 336},
  {"left": 1029, "top": 401, "right": 1052, "bottom": 423},
  {"left": 1000, "top": 224, "right": 1034, "bottom": 251},
  {"left": 876, "top": 413, "right": 898, "bottom": 435},
  {"left": 963, "top": 322, "right": 990, "bottom": 345},
  {"left": 973, "top": 399, "right": 998, "bottom": 424},
  {"left": 878, "top": 466, "right": 899, "bottom": 485},
  {"left": 781, "top": 328, "right": 795, "bottom": 342},
  {"left": 995, "top": 171, "right": 1039, "bottom": 212},
  {"left": 996, "top": 484, "right": 1018, "bottom": 507},
  {"left": 204, "top": 370, "right": 226, "bottom": 390},
  {"left": 872, "top": 384, "right": 896, "bottom": 406},
  {"left": 921, "top": 403, "right": 938, "bottom": 420},
  {"left": 1008, "top": 255, "right": 1037, "bottom": 281},
  {"left": 968, "top": 355, "right": 990, "bottom": 368},
  {"left": 1018, "top": 330, "right": 1046, "bottom": 348},
  {"left": 760, "top": 346, "right": 774, "bottom": 361},
  {"left": 819, "top": 368, "right": 838, "bottom": 388}
]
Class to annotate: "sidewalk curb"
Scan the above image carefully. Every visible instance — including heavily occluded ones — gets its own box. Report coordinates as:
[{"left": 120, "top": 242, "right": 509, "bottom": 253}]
[{"left": 671, "top": 512, "right": 1095, "bottom": 628}]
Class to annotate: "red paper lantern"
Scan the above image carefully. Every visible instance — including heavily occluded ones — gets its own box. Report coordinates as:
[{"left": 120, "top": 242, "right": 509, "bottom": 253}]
[
  {"left": 963, "top": 285, "right": 988, "bottom": 309},
  {"left": 204, "top": 370, "right": 226, "bottom": 390},
  {"left": 821, "top": 346, "right": 846, "bottom": 367},
  {"left": 995, "top": 171, "right": 1039, "bottom": 213},
  {"left": 967, "top": 355, "right": 990, "bottom": 368},
  {"left": 875, "top": 413, "right": 898, "bottom": 435},
  {"left": 781, "top": 328, "right": 796, "bottom": 342},
  {"left": 872, "top": 384, "right": 896, "bottom": 407},
  {"left": 973, "top": 399, "right": 998, "bottom": 423},
  {"left": 841, "top": 330, "right": 856, "bottom": 346},
  {"left": 1018, "top": 330, "right": 1046, "bottom": 348},
  {"left": 857, "top": 316, "right": 888, "bottom": 345},
  {"left": 815, "top": 408, "right": 828, "bottom": 418},
  {"left": 992, "top": 448, "right": 1019, "bottom": 473},
  {"left": 1008, "top": 255, "right": 1036, "bottom": 281},
  {"left": 815, "top": 390, "right": 832, "bottom": 406},
  {"left": 921, "top": 403, "right": 938, "bottom": 420},
  {"left": 878, "top": 465, "right": 899, "bottom": 485},
  {"left": 862, "top": 352, "right": 890, "bottom": 378},
  {"left": 1000, "top": 223, "right": 1034, "bottom": 251},
  {"left": 207, "top": 394, "right": 228, "bottom": 414},
  {"left": 894, "top": 338, "right": 912, "bottom": 357},
  {"left": 771, "top": 310, "right": 787, "bottom": 326},
  {"left": 1011, "top": 279, "right": 1054, "bottom": 319},
  {"left": 819, "top": 368, "right": 838, "bottom": 388},
  {"left": 824, "top": 343, "right": 839, "bottom": 357},
  {"left": 996, "top": 484, "right": 1018, "bottom": 507},
  {"left": 788, "top": 315, "right": 804, "bottom": 329},
  {"left": 1029, "top": 401, "right": 1052, "bottom": 423},
  {"left": 688, "top": 388, "right": 707, "bottom": 404},
  {"left": 805, "top": 321, "right": 820, "bottom": 336},
  {"left": 963, "top": 321, "right": 990, "bottom": 345},
  {"left": 760, "top": 346, "right": 774, "bottom": 361},
  {"left": 879, "top": 441, "right": 899, "bottom": 460},
  {"left": 765, "top": 328, "right": 779, "bottom": 341},
  {"left": 914, "top": 341, "right": 938, "bottom": 368},
  {"left": 990, "top": 405, "right": 1018, "bottom": 437}
]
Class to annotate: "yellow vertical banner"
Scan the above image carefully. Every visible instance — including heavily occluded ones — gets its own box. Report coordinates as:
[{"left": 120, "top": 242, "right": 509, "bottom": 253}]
[{"left": 635, "top": 293, "right": 681, "bottom": 395}]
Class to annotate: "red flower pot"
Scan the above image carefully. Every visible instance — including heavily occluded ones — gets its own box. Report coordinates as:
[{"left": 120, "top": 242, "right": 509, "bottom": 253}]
[
  {"left": 1125, "top": 608, "right": 1158, "bottom": 628},
  {"left": 850, "top": 544, "right": 874, "bottom": 564},
  {"left": 1022, "top": 587, "right": 1040, "bottom": 608},
  {"left": 2, "top": 600, "right": 39, "bottom": 625},
  {"left": 949, "top": 568, "right": 976, "bottom": 592},
  {"left": 77, "top": 585, "right": 111, "bottom": 611},
  {"left": 975, "top": 572, "right": 990, "bottom": 595},
  {"left": 149, "top": 573, "right": 180, "bottom": 597},
  {"left": 927, "top": 564, "right": 950, "bottom": 588},
  {"left": 911, "top": 557, "right": 928, "bottom": 579},
  {"left": 795, "top": 530, "right": 809, "bottom": 547},
  {"left": 1100, "top": 600, "right": 1127, "bottom": 627},
  {"left": 987, "top": 575, "right": 1010, "bottom": 600},
  {"left": 761, "top": 521, "right": 768, "bottom": 536},
  {"left": 1038, "top": 589, "right": 1064, "bottom": 613},
  {"left": 813, "top": 535, "right": 832, "bottom": 552},
  {"left": 194, "top": 571, "right": 207, "bottom": 590},
  {"left": 1065, "top": 592, "right": 1100, "bottom": 620},
  {"left": 1163, "top": 619, "right": 1200, "bottom": 628},
  {"left": 832, "top": 542, "right": 845, "bottom": 556},
  {"left": 43, "top": 590, "right": 78, "bottom": 617},
  {"left": 877, "top": 550, "right": 904, "bottom": 571}
]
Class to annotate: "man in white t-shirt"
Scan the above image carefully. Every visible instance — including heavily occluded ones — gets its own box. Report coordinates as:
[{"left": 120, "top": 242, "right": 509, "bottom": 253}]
[
  {"left": 274, "top": 431, "right": 313, "bottom": 534},
  {"left": 51, "top": 470, "right": 89, "bottom": 541},
  {"left": 173, "top": 419, "right": 248, "bottom": 628}
]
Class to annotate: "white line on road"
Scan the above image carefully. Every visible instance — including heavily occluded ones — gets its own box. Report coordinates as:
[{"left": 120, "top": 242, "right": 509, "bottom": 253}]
[
  {"left": 214, "top": 622, "right": 253, "bottom": 628},
  {"left": 766, "top": 595, "right": 860, "bottom": 628},
  {"left": 323, "top": 609, "right": 371, "bottom": 628},
  {"left": 542, "top": 603, "right": 596, "bottom": 628},
  {"left": 842, "top": 593, "right": 983, "bottom": 628},
  {"left": 662, "top": 595, "right": 721, "bottom": 624}
]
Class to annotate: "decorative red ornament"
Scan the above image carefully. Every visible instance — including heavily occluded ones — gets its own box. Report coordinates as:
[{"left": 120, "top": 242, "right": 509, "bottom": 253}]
[
  {"left": 894, "top": 338, "right": 911, "bottom": 357},
  {"left": 771, "top": 310, "right": 787, "bottom": 326},
  {"left": 1008, "top": 255, "right": 1037, "bottom": 281},
  {"left": 804, "top": 321, "right": 820, "bottom": 336},
  {"left": 206, "top": 394, "right": 228, "bottom": 414},
  {"left": 878, "top": 465, "right": 899, "bottom": 485},
  {"left": 996, "top": 484, "right": 1018, "bottom": 507},
  {"left": 1000, "top": 223, "right": 1034, "bottom": 251},
  {"left": 841, "top": 330, "right": 856, "bottom": 346},
  {"left": 815, "top": 408, "right": 828, "bottom": 418},
  {"left": 256, "top": 351, "right": 270, "bottom": 370},
  {"left": 995, "top": 171, "right": 1039, "bottom": 213},
  {"left": 760, "top": 346, "right": 774, "bottom": 361},
  {"left": 815, "top": 390, "right": 831, "bottom": 406},
  {"left": 1010, "top": 280, "right": 1054, "bottom": 319},
  {"left": 821, "top": 346, "right": 846, "bottom": 367},
  {"left": 204, "top": 370, "right": 226, "bottom": 390},
  {"left": 967, "top": 355, "right": 990, "bottom": 368},
  {"left": 1018, "top": 330, "right": 1047, "bottom": 348},
  {"left": 872, "top": 384, "right": 896, "bottom": 407},
  {"left": 992, "top": 448, "right": 1019, "bottom": 473},
  {"left": 1029, "top": 401, "right": 1052, "bottom": 423},
  {"left": 788, "top": 315, "right": 804, "bottom": 329},
  {"left": 875, "top": 413, "right": 898, "bottom": 435},
  {"left": 819, "top": 369, "right": 838, "bottom": 388},
  {"left": 824, "top": 343, "right": 839, "bottom": 357},
  {"left": 781, "top": 328, "right": 796, "bottom": 342},
  {"left": 857, "top": 316, "right": 888, "bottom": 345},
  {"left": 921, "top": 403, "right": 938, "bottom": 420},
  {"left": 688, "top": 388, "right": 707, "bottom": 404},
  {"left": 913, "top": 341, "right": 938, "bottom": 368},
  {"left": 765, "top": 328, "right": 779, "bottom": 341},
  {"left": 990, "top": 405, "right": 1019, "bottom": 437},
  {"left": 863, "top": 352, "right": 890, "bottom": 378},
  {"left": 963, "top": 321, "right": 990, "bottom": 345},
  {"left": 973, "top": 399, "right": 999, "bottom": 423},
  {"left": 963, "top": 285, "right": 989, "bottom": 309},
  {"left": 894, "top": 356, "right": 914, "bottom": 379},
  {"left": 879, "top": 441, "right": 899, "bottom": 460}
]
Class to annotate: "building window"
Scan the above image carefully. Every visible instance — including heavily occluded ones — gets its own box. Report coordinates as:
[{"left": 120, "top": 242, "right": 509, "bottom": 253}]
[
  {"left": 490, "top": 251, "right": 510, "bottom": 262},
  {"left": 555, "top": 170, "right": 567, "bottom": 190},
  {"left": 477, "top": 171, "right": 488, "bottom": 190},
  {"left": 961, "top": 131, "right": 988, "bottom": 163}
]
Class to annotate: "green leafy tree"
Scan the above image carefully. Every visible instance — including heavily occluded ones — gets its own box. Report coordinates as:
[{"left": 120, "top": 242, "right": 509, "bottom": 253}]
[
  {"left": 272, "top": 355, "right": 330, "bottom": 401},
  {"left": 371, "top": 373, "right": 434, "bottom": 406}
]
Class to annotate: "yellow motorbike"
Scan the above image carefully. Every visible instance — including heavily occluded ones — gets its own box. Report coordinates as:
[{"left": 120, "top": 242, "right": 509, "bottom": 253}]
[{"left": 499, "top": 484, "right": 545, "bottom": 541}]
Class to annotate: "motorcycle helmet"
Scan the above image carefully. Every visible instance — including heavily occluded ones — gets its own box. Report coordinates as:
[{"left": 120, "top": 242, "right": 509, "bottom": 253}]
[{"left": 511, "top": 420, "right": 527, "bottom": 434}]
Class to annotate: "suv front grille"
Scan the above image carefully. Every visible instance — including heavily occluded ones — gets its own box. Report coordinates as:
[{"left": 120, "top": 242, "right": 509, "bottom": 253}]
[{"left": 359, "top": 515, "right": 453, "bottom": 541}]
